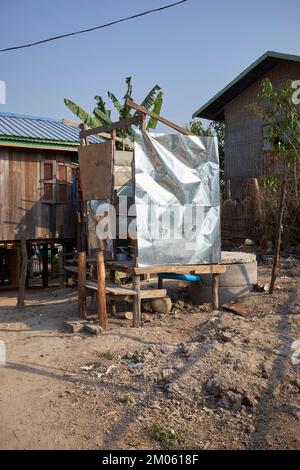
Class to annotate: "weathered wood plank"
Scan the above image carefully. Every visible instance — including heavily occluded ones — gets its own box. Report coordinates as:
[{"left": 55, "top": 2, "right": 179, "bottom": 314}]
[
  {"left": 80, "top": 115, "right": 142, "bottom": 138},
  {"left": 126, "top": 100, "right": 194, "bottom": 136}
]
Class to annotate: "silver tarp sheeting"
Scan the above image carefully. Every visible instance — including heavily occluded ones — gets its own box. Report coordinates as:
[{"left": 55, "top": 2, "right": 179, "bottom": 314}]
[{"left": 134, "top": 131, "right": 221, "bottom": 267}]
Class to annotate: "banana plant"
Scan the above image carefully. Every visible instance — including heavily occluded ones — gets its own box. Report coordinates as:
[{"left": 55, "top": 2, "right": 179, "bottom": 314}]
[{"left": 64, "top": 77, "right": 163, "bottom": 140}]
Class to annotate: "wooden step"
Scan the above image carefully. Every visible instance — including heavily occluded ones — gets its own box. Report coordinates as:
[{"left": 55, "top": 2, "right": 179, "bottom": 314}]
[
  {"left": 85, "top": 280, "right": 167, "bottom": 299},
  {"left": 85, "top": 280, "right": 136, "bottom": 296}
]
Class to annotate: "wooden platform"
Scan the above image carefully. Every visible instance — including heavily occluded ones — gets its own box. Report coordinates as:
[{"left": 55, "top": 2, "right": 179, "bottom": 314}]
[{"left": 106, "top": 260, "right": 226, "bottom": 275}]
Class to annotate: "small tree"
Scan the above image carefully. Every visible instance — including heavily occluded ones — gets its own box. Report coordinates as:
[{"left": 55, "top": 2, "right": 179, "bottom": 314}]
[
  {"left": 247, "top": 78, "right": 300, "bottom": 294},
  {"left": 187, "top": 120, "right": 225, "bottom": 191}
]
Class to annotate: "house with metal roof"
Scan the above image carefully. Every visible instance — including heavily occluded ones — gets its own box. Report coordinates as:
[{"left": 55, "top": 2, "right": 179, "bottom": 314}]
[
  {"left": 0, "top": 112, "right": 98, "bottom": 288},
  {"left": 193, "top": 51, "right": 300, "bottom": 182}
]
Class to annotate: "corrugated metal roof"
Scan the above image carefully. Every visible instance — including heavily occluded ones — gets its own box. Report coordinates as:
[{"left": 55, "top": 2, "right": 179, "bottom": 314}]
[
  {"left": 193, "top": 51, "right": 300, "bottom": 122},
  {"left": 0, "top": 111, "right": 101, "bottom": 148}
]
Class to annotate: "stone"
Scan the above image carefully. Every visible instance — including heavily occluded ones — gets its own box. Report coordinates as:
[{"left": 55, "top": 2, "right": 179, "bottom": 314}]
[
  {"left": 84, "top": 323, "right": 103, "bottom": 335},
  {"left": 244, "top": 424, "right": 256, "bottom": 434},
  {"left": 261, "top": 361, "right": 273, "bottom": 379},
  {"left": 63, "top": 319, "right": 88, "bottom": 333},
  {"left": 217, "top": 397, "right": 230, "bottom": 409},
  {"left": 205, "top": 379, "right": 222, "bottom": 397},
  {"left": 164, "top": 382, "right": 181, "bottom": 396}
]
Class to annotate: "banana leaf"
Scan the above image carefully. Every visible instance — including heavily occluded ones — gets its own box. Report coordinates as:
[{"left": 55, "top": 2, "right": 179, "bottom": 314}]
[
  {"left": 123, "top": 77, "right": 133, "bottom": 101},
  {"left": 64, "top": 99, "right": 100, "bottom": 128},
  {"left": 93, "top": 107, "right": 113, "bottom": 125},
  {"left": 147, "top": 91, "right": 164, "bottom": 130},
  {"left": 94, "top": 96, "right": 112, "bottom": 119},
  {"left": 141, "top": 84, "right": 161, "bottom": 110},
  {"left": 107, "top": 91, "right": 122, "bottom": 114}
]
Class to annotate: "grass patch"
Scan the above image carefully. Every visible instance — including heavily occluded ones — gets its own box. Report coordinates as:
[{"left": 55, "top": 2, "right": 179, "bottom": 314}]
[
  {"left": 119, "top": 393, "right": 135, "bottom": 404},
  {"left": 147, "top": 423, "right": 187, "bottom": 450}
]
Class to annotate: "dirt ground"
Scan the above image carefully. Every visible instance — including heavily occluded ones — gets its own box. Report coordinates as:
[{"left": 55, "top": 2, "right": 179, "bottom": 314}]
[{"left": 0, "top": 260, "right": 299, "bottom": 450}]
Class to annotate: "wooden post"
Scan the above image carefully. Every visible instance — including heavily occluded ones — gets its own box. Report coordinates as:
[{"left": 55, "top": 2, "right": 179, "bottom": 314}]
[
  {"left": 78, "top": 251, "right": 86, "bottom": 318},
  {"left": 158, "top": 276, "right": 163, "bottom": 289},
  {"left": 212, "top": 273, "right": 220, "bottom": 311},
  {"left": 42, "top": 243, "right": 48, "bottom": 288},
  {"left": 96, "top": 251, "right": 108, "bottom": 329},
  {"left": 17, "top": 238, "right": 28, "bottom": 309},
  {"left": 132, "top": 274, "right": 141, "bottom": 327},
  {"left": 58, "top": 247, "right": 64, "bottom": 288},
  {"left": 269, "top": 179, "right": 287, "bottom": 295}
]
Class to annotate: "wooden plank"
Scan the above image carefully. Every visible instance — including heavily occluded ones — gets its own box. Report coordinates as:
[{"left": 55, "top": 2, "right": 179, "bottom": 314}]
[
  {"left": 78, "top": 251, "right": 86, "bottom": 318},
  {"left": 212, "top": 273, "right": 220, "bottom": 311},
  {"left": 96, "top": 251, "right": 108, "bottom": 329},
  {"left": 64, "top": 266, "right": 79, "bottom": 274},
  {"left": 78, "top": 141, "right": 113, "bottom": 201},
  {"left": 114, "top": 150, "right": 133, "bottom": 166},
  {"left": 85, "top": 280, "right": 136, "bottom": 296},
  {"left": 106, "top": 261, "right": 226, "bottom": 276},
  {"left": 80, "top": 114, "right": 142, "bottom": 138},
  {"left": 62, "top": 119, "right": 133, "bottom": 148},
  {"left": 42, "top": 243, "right": 48, "bottom": 288},
  {"left": 140, "top": 289, "right": 167, "bottom": 299},
  {"left": 132, "top": 275, "right": 141, "bottom": 328},
  {"left": 126, "top": 100, "right": 194, "bottom": 136}
]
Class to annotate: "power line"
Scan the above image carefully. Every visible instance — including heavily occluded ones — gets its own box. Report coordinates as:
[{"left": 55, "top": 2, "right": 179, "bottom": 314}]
[{"left": 0, "top": 0, "right": 189, "bottom": 53}]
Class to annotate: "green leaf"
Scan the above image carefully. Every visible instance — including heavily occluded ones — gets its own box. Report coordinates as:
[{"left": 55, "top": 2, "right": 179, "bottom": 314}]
[
  {"left": 147, "top": 91, "right": 164, "bottom": 130},
  {"left": 64, "top": 99, "right": 100, "bottom": 128},
  {"left": 141, "top": 85, "right": 161, "bottom": 110},
  {"left": 123, "top": 77, "right": 133, "bottom": 101},
  {"left": 107, "top": 91, "right": 122, "bottom": 114},
  {"left": 93, "top": 106, "right": 113, "bottom": 125}
]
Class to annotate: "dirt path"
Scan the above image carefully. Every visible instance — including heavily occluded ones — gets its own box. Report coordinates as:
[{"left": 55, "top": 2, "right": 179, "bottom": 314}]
[{"left": 0, "top": 263, "right": 299, "bottom": 450}]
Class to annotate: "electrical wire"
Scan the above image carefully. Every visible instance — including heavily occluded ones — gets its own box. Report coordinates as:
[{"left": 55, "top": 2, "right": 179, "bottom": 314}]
[{"left": 0, "top": 0, "right": 189, "bottom": 53}]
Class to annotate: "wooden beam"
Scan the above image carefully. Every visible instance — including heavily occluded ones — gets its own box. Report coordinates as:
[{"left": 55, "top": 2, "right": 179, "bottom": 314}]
[
  {"left": 62, "top": 119, "right": 133, "bottom": 148},
  {"left": 132, "top": 274, "right": 141, "bottom": 328},
  {"left": 126, "top": 100, "right": 194, "bottom": 136},
  {"left": 42, "top": 243, "right": 49, "bottom": 288},
  {"left": 17, "top": 238, "right": 27, "bottom": 309},
  {"left": 140, "top": 289, "right": 167, "bottom": 299},
  {"left": 80, "top": 114, "right": 142, "bottom": 139},
  {"left": 212, "top": 274, "right": 220, "bottom": 311},
  {"left": 78, "top": 251, "right": 86, "bottom": 318},
  {"left": 96, "top": 251, "right": 108, "bottom": 329}
]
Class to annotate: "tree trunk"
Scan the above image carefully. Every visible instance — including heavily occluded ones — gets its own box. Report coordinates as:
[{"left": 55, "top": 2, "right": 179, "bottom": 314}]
[{"left": 269, "top": 179, "right": 287, "bottom": 295}]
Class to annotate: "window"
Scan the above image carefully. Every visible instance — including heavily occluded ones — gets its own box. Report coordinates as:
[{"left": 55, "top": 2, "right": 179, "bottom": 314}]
[
  {"left": 57, "top": 164, "right": 69, "bottom": 203},
  {"left": 42, "top": 161, "right": 55, "bottom": 202},
  {"left": 41, "top": 161, "right": 71, "bottom": 203},
  {"left": 263, "top": 123, "right": 300, "bottom": 152},
  {"left": 58, "top": 183, "right": 68, "bottom": 202}
]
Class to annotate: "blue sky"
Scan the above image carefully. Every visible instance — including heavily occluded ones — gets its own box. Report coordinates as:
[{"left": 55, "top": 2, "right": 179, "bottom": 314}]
[{"left": 0, "top": 0, "right": 299, "bottom": 127}]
